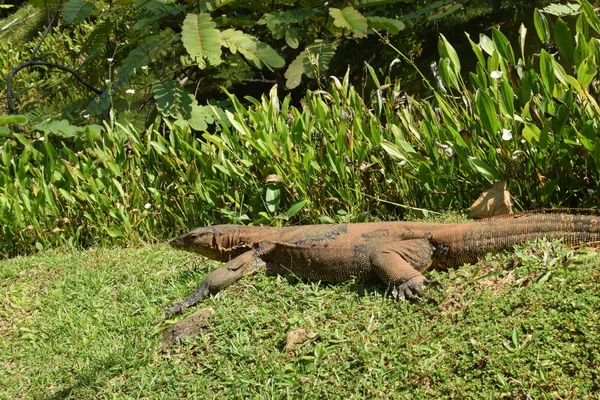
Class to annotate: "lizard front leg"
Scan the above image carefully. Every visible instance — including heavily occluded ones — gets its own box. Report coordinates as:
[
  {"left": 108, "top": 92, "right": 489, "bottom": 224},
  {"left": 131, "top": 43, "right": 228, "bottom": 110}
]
[
  {"left": 371, "top": 239, "right": 434, "bottom": 300},
  {"left": 166, "top": 248, "right": 266, "bottom": 317}
]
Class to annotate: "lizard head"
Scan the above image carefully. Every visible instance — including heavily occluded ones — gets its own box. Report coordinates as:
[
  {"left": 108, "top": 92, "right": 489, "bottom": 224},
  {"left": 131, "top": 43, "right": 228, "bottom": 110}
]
[{"left": 170, "top": 225, "right": 251, "bottom": 261}]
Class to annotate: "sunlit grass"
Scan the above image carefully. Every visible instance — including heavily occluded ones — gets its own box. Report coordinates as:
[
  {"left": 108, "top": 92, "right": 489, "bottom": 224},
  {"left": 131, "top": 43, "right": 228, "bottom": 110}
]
[{"left": 1, "top": 240, "right": 599, "bottom": 398}]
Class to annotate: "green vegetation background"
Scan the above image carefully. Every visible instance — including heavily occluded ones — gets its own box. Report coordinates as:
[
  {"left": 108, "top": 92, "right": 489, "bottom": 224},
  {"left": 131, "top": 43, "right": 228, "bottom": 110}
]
[{"left": 1, "top": 0, "right": 600, "bottom": 398}]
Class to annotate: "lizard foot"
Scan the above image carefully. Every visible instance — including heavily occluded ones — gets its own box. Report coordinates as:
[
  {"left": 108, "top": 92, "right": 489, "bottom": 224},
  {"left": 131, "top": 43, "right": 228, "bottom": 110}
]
[
  {"left": 391, "top": 276, "right": 430, "bottom": 301},
  {"left": 165, "top": 282, "right": 211, "bottom": 318},
  {"left": 165, "top": 301, "right": 189, "bottom": 318}
]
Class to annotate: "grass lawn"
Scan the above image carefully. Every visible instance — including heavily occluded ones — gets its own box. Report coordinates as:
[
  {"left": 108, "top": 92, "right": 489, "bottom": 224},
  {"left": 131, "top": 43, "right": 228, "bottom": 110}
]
[{"left": 1, "top": 240, "right": 599, "bottom": 399}]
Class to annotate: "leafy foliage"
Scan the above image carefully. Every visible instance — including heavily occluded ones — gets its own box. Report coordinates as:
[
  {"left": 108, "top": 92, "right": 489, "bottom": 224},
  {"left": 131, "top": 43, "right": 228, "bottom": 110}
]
[
  {"left": 62, "top": 0, "right": 94, "bottom": 23},
  {"left": 0, "top": 1, "right": 597, "bottom": 256},
  {"left": 181, "top": 13, "right": 222, "bottom": 69}
]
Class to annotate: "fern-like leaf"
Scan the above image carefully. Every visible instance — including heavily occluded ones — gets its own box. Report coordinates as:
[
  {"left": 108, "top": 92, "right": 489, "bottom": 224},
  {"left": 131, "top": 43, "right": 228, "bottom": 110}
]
[
  {"left": 153, "top": 80, "right": 193, "bottom": 118},
  {"left": 285, "top": 41, "right": 339, "bottom": 89},
  {"left": 329, "top": 7, "right": 367, "bottom": 38},
  {"left": 63, "top": 0, "right": 95, "bottom": 23},
  {"left": 258, "top": 9, "right": 317, "bottom": 40},
  {"left": 221, "top": 29, "right": 284, "bottom": 70},
  {"left": 181, "top": 13, "right": 222, "bottom": 69},
  {"left": 119, "top": 29, "right": 179, "bottom": 81}
]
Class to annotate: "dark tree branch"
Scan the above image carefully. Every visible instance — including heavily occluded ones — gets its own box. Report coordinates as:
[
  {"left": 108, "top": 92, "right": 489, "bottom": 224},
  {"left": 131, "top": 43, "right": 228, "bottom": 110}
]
[
  {"left": 30, "top": 2, "right": 60, "bottom": 62},
  {"left": 5, "top": 1, "right": 102, "bottom": 115},
  {"left": 6, "top": 61, "right": 103, "bottom": 114}
]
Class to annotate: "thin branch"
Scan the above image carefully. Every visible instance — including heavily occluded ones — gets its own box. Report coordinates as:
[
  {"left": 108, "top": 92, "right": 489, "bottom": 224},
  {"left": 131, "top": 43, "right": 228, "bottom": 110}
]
[
  {"left": 30, "top": 4, "right": 61, "bottom": 62},
  {"left": 6, "top": 61, "right": 103, "bottom": 114},
  {"left": 5, "top": 0, "right": 103, "bottom": 115}
]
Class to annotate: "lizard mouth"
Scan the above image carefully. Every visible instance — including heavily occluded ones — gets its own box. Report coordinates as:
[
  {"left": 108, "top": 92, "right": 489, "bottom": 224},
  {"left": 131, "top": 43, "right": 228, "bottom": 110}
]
[{"left": 169, "top": 235, "right": 186, "bottom": 249}]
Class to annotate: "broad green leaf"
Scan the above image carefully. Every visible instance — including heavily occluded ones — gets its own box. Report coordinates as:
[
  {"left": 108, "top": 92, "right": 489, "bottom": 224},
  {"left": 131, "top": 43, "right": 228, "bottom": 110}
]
[
  {"left": 0, "top": 114, "right": 28, "bottom": 125},
  {"left": 551, "top": 58, "right": 569, "bottom": 86},
  {"left": 519, "top": 23, "right": 527, "bottom": 61},
  {"left": 500, "top": 78, "right": 515, "bottom": 117},
  {"left": 539, "top": 50, "right": 555, "bottom": 95},
  {"left": 380, "top": 140, "right": 407, "bottom": 161},
  {"left": 579, "top": 121, "right": 597, "bottom": 151},
  {"left": 580, "top": 0, "right": 600, "bottom": 34},
  {"left": 466, "top": 33, "right": 485, "bottom": 66},
  {"left": 226, "top": 110, "right": 250, "bottom": 135},
  {"left": 491, "top": 29, "right": 515, "bottom": 65},
  {"left": 221, "top": 29, "right": 284, "bottom": 70},
  {"left": 181, "top": 13, "right": 222, "bottom": 69},
  {"left": 188, "top": 105, "right": 210, "bottom": 131},
  {"left": 285, "top": 28, "right": 300, "bottom": 49},
  {"left": 576, "top": 13, "right": 590, "bottom": 39},
  {"left": 329, "top": 7, "right": 367, "bottom": 38},
  {"left": 574, "top": 31, "right": 590, "bottom": 67},
  {"left": 34, "top": 119, "right": 81, "bottom": 138},
  {"left": 0, "top": 126, "right": 9, "bottom": 136},
  {"left": 577, "top": 55, "right": 597, "bottom": 87},
  {"left": 364, "top": 62, "right": 381, "bottom": 89},
  {"left": 150, "top": 140, "right": 168, "bottom": 154},
  {"left": 479, "top": 33, "right": 496, "bottom": 56},
  {"left": 265, "top": 185, "right": 281, "bottom": 214},
  {"left": 475, "top": 89, "right": 500, "bottom": 135},
  {"left": 106, "top": 227, "right": 124, "bottom": 238},
  {"left": 438, "top": 34, "right": 460, "bottom": 73},
  {"left": 522, "top": 123, "right": 541, "bottom": 144},
  {"left": 469, "top": 157, "right": 498, "bottom": 181},
  {"left": 554, "top": 18, "right": 574, "bottom": 64},
  {"left": 539, "top": 127, "right": 549, "bottom": 151},
  {"left": 63, "top": 0, "right": 94, "bottom": 23},
  {"left": 366, "top": 16, "right": 405, "bottom": 34},
  {"left": 286, "top": 200, "right": 307, "bottom": 218},
  {"left": 112, "top": 178, "right": 125, "bottom": 199},
  {"left": 533, "top": 9, "right": 550, "bottom": 42}
]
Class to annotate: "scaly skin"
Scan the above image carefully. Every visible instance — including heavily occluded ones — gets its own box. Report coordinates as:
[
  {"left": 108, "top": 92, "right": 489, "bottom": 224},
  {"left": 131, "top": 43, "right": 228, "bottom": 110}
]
[{"left": 167, "top": 209, "right": 600, "bottom": 316}]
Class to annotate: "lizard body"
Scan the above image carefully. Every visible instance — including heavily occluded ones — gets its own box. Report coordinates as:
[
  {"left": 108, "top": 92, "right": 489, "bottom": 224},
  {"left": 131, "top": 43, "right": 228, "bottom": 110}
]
[{"left": 167, "top": 209, "right": 600, "bottom": 315}]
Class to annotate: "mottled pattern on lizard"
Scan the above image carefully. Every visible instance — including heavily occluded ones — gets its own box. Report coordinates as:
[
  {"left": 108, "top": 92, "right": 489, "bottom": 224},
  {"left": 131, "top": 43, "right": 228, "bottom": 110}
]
[{"left": 167, "top": 209, "right": 600, "bottom": 316}]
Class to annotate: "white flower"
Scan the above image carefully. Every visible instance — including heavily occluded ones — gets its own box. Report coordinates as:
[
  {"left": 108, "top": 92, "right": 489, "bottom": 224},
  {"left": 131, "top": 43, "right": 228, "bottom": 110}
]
[
  {"left": 398, "top": 160, "right": 407, "bottom": 166},
  {"left": 490, "top": 70, "right": 503, "bottom": 79},
  {"left": 105, "top": 79, "right": 111, "bottom": 84},
  {"left": 38, "top": 136, "right": 45, "bottom": 142},
  {"left": 330, "top": 76, "right": 341, "bottom": 89},
  {"left": 107, "top": 58, "right": 114, "bottom": 62},
  {"left": 501, "top": 129, "right": 512, "bottom": 141},
  {"left": 83, "top": 114, "right": 90, "bottom": 118},
  {"left": 144, "top": 203, "right": 152, "bottom": 209},
  {"left": 588, "top": 189, "right": 597, "bottom": 194},
  {"left": 141, "top": 65, "right": 148, "bottom": 70},
  {"left": 126, "top": 89, "right": 135, "bottom": 94}
]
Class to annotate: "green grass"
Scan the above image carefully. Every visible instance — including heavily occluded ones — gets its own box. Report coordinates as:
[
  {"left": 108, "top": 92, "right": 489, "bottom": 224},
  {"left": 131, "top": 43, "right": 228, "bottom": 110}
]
[{"left": 1, "top": 240, "right": 599, "bottom": 399}]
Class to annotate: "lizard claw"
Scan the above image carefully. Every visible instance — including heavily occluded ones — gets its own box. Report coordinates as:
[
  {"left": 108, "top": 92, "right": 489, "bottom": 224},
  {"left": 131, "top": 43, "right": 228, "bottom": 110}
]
[
  {"left": 392, "top": 277, "right": 429, "bottom": 301},
  {"left": 165, "top": 301, "right": 188, "bottom": 318}
]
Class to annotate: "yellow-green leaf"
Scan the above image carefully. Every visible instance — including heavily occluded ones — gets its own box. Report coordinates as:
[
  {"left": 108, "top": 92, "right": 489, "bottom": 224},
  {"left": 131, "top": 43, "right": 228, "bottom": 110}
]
[
  {"left": 329, "top": 7, "right": 367, "bottom": 38},
  {"left": 181, "top": 13, "right": 222, "bottom": 69}
]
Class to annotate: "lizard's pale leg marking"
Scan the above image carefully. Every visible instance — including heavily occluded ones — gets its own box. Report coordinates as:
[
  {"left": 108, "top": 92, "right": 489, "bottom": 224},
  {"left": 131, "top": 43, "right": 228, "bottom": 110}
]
[{"left": 166, "top": 249, "right": 266, "bottom": 316}]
